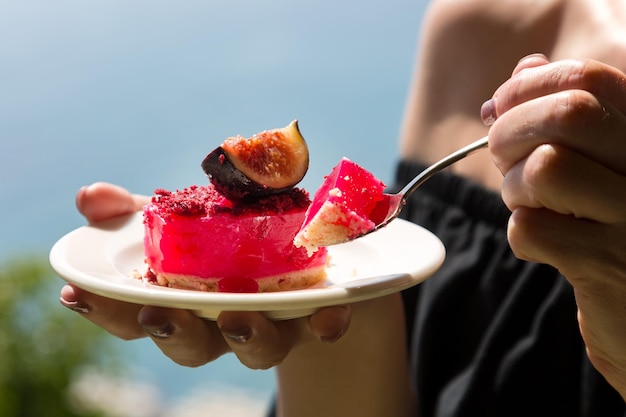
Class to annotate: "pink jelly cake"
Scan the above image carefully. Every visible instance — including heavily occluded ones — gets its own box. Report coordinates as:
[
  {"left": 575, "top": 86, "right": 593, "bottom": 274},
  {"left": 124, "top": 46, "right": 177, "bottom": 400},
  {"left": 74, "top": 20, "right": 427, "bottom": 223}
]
[
  {"left": 294, "top": 157, "right": 386, "bottom": 254},
  {"left": 143, "top": 184, "right": 328, "bottom": 293}
]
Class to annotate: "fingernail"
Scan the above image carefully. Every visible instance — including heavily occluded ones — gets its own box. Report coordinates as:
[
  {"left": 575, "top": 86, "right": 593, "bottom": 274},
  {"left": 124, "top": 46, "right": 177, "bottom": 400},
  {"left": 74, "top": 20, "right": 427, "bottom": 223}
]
[
  {"left": 518, "top": 52, "right": 548, "bottom": 64},
  {"left": 142, "top": 323, "right": 175, "bottom": 339},
  {"left": 60, "top": 297, "right": 91, "bottom": 314},
  {"left": 221, "top": 326, "right": 252, "bottom": 344},
  {"left": 481, "top": 98, "right": 497, "bottom": 126},
  {"left": 319, "top": 329, "right": 345, "bottom": 344},
  {"left": 76, "top": 185, "right": 88, "bottom": 197},
  {"left": 75, "top": 185, "right": 88, "bottom": 209}
]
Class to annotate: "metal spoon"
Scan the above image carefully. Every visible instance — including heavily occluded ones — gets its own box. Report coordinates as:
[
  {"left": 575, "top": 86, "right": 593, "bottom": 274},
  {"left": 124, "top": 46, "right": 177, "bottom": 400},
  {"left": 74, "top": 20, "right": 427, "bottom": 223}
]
[{"left": 356, "top": 135, "right": 489, "bottom": 240}]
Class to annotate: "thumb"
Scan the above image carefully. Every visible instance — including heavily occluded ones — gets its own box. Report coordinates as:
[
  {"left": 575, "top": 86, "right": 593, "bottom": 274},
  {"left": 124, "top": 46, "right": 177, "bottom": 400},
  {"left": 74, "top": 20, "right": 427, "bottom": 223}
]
[{"left": 76, "top": 182, "right": 149, "bottom": 223}]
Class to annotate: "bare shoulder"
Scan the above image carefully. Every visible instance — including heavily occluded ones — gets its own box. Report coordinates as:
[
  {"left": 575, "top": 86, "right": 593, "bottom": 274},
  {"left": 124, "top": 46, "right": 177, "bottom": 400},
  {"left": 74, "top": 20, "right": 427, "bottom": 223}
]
[
  {"left": 422, "top": 0, "right": 564, "bottom": 56},
  {"left": 425, "top": 0, "right": 563, "bottom": 31},
  {"left": 400, "top": 0, "right": 566, "bottom": 186},
  {"left": 413, "top": 0, "right": 567, "bottom": 110}
]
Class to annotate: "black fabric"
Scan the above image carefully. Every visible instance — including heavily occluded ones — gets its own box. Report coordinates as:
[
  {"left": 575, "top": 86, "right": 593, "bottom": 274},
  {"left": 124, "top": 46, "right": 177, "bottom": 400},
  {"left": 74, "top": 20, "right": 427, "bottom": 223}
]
[
  {"left": 395, "top": 159, "right": 624, "bottom": 417},
  {"left": 267, "top": 160, "right": 625, "bottom": 417}
]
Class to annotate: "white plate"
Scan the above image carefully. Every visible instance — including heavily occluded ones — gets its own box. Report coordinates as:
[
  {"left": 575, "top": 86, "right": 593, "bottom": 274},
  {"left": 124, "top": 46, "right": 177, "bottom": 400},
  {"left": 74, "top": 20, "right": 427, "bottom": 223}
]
[{"left": 50, "top": 212, "right": 445, "bottom": 320}]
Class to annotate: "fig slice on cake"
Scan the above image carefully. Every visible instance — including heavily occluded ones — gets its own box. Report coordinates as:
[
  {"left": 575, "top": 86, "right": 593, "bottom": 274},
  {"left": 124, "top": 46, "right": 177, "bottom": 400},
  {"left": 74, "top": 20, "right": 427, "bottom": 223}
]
[{"left": 201, "top": 120, "right": 309, "bottom": 201}]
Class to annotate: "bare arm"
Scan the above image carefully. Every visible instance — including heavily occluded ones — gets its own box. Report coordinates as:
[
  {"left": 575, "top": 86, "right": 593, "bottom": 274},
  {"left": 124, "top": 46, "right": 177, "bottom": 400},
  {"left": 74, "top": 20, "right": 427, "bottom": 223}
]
[{"left": 275, "top": 293, "right": 415, "bottom": 417}]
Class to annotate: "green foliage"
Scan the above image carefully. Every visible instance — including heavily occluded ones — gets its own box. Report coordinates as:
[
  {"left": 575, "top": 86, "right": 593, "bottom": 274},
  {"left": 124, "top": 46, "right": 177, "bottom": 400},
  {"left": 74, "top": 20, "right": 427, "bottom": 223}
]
[{"left": 0, "top": 255, "right": 122, "bottom": 417}]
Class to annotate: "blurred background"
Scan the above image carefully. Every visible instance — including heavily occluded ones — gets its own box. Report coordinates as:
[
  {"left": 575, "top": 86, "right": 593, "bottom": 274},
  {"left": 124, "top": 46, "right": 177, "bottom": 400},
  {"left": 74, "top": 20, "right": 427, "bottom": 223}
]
[{"left": 0, "top": 1, "right": 427, "bottom": 415}]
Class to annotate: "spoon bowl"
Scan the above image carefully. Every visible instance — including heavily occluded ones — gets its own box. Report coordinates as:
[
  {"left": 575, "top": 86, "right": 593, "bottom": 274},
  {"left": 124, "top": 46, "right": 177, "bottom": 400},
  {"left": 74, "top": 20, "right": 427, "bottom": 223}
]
[{"left": 355, "top": 135, "right": 489, "bottom": 241}]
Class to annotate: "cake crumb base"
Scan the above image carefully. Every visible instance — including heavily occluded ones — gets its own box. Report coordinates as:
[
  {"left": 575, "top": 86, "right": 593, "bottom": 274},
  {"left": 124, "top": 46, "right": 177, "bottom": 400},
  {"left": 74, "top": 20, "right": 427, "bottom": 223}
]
[{"left": 139, "top": 267, "right": 328, "bottom": 293}]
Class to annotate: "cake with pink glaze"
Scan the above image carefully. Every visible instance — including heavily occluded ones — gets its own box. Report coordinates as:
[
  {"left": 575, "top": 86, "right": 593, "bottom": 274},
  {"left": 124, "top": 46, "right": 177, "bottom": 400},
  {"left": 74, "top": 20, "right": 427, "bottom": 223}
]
[
  {"left": 143, "top": 184, "right": 328, "bottom": 293},
  {"left": 294, "top": 157, "right": 386, "bottom": 254}
]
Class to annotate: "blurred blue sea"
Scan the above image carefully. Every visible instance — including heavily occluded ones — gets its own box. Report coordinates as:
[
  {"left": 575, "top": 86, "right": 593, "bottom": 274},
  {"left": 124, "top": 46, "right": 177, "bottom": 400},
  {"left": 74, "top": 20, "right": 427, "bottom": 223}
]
[{"left": 0, "top": 0, "right": 426, "bottom": 410}]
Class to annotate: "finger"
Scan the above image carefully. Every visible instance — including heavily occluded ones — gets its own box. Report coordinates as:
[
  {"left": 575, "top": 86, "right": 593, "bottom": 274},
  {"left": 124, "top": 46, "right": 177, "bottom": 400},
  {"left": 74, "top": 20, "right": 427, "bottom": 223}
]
[
  {"left": 507, "top": 207, "right": 626, "bottom": 282},
  {"left": 217, "top": 311, "right": 300, "bottom": 370},
  {"left": 493, "top": 59, "right": 626, "bottom": 116},
  {"left": 501, "top": 144, "right": 626, "bottom": 223},
  {"left": 138, "top": 306, "right": 229, "bottom": 367},
  {"left": 308, "top": 305, "right": 352, "bottom": 343},
  {"left": 507, "top": 206, "right": 626, "bottom": 392},
  {"left": 490, "top": 90, "right": 626, "bottom": 175},
  {"left": 76, "top": 182, "right": 150, "bottom": 224},
  {"left": 60, "top": 284, "right": 146, "bottom": 340},
  {"left": 481, "top": 54, "right": 551, "bottom": 125},
  {"left": 511, "top": 53, "right": 550, "bottom": 76}
]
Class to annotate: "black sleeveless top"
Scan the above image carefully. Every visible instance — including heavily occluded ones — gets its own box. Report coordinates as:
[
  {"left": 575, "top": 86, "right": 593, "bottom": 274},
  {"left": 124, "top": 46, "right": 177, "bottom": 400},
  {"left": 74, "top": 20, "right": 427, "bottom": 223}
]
[{"left": 395, "top": 160, "right": 623, "bottom": 417}]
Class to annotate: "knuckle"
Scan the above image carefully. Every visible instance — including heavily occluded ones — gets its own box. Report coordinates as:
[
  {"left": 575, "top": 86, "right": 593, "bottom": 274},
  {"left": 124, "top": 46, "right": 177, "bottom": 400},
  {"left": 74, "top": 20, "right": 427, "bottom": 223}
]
[
  {"left": 172, "top": 357, "right": 211, "bottom": 368},
  {"left": 168, "top": 347, "right": 224, "bottom": 368},
  {"left": 519, "top": 145, "right": 560, "bottom": 200},
  {"left": 240, "top": 352, "right": 285, "bottom": 370},
  {"left": 551, "top": 90, "right": 608, "bottom": 134},
  {"left": 506, "top": 207, "right": 549, "bottom": 264},
  {"left": 506, "top": 210, "right": 532, "bottom": 261}
]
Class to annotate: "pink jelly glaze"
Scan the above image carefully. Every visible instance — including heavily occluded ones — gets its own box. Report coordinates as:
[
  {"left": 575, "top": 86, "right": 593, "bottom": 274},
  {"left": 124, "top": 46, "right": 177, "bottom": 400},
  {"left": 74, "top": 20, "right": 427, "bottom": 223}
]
[
  {"left": 294, "top": 158, "right": 386, "bottom": 251},
  {"left": 143, "top": 185, "right": 328, "bottom": 285}
]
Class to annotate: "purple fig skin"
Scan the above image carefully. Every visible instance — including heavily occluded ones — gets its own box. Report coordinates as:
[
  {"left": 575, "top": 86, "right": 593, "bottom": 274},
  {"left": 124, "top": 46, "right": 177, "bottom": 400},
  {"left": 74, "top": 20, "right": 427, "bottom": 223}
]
[
  {"left": 201, "top": 147, "right": 290, "bottom": 201},
  {"left": 201, "top": 121, "right": 309, "bottom": 201}
]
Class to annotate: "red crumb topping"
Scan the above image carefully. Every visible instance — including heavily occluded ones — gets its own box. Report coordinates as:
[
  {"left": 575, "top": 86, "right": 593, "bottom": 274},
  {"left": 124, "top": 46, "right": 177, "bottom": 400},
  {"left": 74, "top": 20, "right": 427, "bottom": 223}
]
[{"left": 152, "top": 184, "right": 310, "bottom": 218}]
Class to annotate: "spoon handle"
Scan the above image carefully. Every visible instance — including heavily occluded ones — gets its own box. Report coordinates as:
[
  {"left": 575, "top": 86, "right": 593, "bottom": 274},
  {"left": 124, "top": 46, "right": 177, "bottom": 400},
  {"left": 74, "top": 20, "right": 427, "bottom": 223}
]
[{"left": 398, "top": 136, "right": 490, "bottom": 199}]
